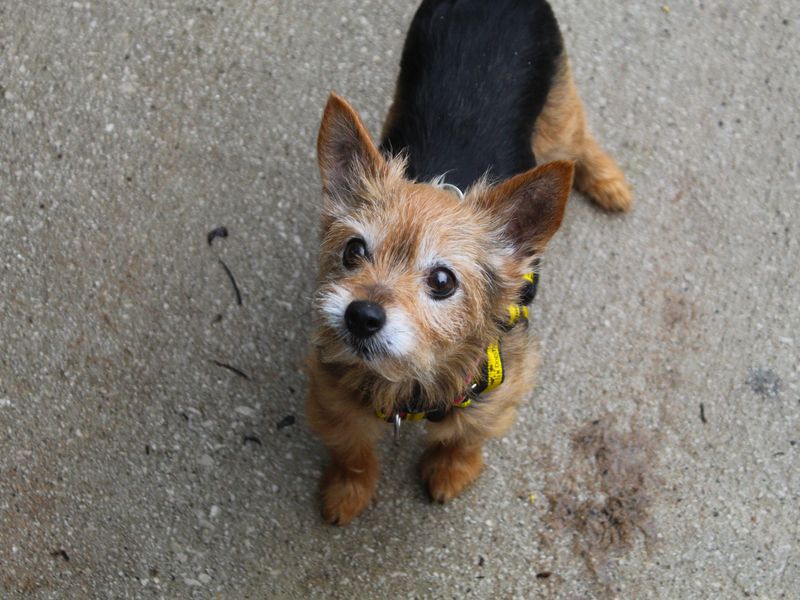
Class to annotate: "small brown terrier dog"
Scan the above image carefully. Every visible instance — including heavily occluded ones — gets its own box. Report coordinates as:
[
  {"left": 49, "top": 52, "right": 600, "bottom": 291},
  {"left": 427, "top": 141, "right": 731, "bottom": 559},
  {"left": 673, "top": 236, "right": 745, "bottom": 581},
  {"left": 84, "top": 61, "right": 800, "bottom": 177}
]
[{"left": 306, "top": 0, "right": 631, "bottom": 525}]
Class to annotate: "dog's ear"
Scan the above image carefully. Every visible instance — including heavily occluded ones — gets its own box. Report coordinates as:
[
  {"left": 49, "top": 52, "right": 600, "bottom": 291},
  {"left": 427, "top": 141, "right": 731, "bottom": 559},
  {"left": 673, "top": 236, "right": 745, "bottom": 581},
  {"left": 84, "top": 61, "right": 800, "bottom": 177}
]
[
  {"left": 480, "top": 161, "right": 574, "bottom": 256},
  {"left": 317, "top": 93, "right": 384, "bottom": 199}
]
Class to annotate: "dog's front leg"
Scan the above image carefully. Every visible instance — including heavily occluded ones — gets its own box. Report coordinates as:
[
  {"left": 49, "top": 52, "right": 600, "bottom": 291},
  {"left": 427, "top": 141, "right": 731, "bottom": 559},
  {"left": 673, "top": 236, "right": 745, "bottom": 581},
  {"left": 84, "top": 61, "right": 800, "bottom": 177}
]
[
  {"left": 422, "top": 400, "right": 521, "bottom": 503},
  {"left": 420, "top": 438, "right": 486, "bottom": 503},
  {"left": 306, "top": 377, "right": 384, "bottom": 525}
]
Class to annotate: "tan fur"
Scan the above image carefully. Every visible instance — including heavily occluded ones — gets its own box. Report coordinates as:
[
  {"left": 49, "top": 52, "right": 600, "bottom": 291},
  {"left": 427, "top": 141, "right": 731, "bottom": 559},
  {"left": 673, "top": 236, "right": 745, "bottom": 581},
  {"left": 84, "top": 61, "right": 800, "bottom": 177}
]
[
  {"left": 306, "top": 357, "right": 384, "bottom": 525},
  {"left": 421, "top": 442, "right": 485, "bottom": 502},
  {"left": 533, "top": 56, "right": 633, "bottom": 211},
  {"left": 306, "top": 94, "right": 576, "bottom": 524}
]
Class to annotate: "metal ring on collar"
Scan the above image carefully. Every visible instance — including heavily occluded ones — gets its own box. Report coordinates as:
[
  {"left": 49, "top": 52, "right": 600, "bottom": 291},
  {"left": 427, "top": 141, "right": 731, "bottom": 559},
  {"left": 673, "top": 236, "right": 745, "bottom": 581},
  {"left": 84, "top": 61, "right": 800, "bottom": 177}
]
[{"left": 437, "top": 182, "right": 464, "bottom": 200}]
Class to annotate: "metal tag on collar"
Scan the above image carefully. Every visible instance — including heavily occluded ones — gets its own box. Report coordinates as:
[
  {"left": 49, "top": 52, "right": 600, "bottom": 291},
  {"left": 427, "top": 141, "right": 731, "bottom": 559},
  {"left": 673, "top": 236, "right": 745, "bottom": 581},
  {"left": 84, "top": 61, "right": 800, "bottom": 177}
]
[
  {"left": 393, "top": 412, "right": 402, "bottom": 445},
  {"left": 438, "top": 182, "right": 464, "bottom": 200}
]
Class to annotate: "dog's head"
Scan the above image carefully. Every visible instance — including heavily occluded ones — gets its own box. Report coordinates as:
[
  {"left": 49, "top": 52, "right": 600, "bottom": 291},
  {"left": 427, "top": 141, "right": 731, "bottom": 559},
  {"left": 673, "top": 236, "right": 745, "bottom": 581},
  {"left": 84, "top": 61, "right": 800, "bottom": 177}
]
[{"left": 312, "top": 94, "right": 573, "bottom": 391}]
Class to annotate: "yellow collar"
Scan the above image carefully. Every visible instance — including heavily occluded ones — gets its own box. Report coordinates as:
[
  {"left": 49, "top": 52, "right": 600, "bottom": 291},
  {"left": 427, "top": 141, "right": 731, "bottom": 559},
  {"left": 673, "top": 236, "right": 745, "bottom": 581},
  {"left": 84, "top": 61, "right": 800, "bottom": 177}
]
[{"left": 377, "top": 271, "right": 538, "bottom": 427}]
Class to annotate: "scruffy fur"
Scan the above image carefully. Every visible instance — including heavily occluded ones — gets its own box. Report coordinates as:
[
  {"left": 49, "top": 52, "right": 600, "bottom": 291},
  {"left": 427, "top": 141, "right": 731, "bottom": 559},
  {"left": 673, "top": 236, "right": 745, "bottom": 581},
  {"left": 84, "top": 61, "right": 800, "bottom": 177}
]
[{"left": 306, "top": 0, "right": 632, "bottom": 525}]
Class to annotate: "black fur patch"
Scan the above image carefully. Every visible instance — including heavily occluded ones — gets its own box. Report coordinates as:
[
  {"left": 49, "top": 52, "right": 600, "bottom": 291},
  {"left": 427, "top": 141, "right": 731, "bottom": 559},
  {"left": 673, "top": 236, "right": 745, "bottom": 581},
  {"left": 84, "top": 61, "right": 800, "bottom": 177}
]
[{"left": 381, "top": 0, "right": 564, "bottom": 190}]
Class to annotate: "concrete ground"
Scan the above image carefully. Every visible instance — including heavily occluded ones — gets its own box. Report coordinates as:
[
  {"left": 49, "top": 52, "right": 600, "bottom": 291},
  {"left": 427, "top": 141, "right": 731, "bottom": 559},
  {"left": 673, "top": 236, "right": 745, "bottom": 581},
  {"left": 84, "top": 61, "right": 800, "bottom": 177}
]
[{"left": 1, "top": 0, "right": 798, "bottom": 598}]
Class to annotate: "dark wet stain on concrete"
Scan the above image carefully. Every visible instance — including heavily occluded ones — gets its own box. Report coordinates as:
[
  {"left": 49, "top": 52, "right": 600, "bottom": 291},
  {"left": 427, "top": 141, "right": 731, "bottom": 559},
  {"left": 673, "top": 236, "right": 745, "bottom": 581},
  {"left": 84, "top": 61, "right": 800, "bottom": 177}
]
[{"left": 544, "top": 418, "right": 659, "bottom": 581}]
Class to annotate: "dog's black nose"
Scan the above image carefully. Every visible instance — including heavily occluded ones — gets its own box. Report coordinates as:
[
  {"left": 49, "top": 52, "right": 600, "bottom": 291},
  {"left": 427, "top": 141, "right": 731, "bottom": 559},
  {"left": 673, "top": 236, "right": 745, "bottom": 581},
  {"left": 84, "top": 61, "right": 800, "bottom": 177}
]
[{"left": 344, "top": 301, "right": 386, "bottom": 339}]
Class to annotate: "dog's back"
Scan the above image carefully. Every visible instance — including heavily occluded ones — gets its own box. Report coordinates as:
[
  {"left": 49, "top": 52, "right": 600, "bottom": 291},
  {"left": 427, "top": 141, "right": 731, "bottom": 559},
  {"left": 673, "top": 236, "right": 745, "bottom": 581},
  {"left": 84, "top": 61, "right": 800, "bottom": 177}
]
[{"left": 380, "top": 0, "right": 563, "bottom": 190}]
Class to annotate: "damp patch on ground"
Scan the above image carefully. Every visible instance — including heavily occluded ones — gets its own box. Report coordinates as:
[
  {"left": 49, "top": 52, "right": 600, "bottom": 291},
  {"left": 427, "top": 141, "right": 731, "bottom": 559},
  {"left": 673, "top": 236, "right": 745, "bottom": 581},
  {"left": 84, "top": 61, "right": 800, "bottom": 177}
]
[{"left": 543, "top": 418, "right": 659, "bottom": 582}]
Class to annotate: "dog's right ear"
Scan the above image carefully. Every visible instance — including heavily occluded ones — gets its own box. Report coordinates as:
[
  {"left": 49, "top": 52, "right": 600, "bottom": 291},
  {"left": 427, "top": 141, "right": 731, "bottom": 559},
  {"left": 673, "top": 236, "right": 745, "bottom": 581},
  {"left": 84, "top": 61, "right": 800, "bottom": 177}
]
[
  {"left": 317, "top": 93, "right": 384, "bottom": 201},
  {"left": 478, "top": 160, "right": 574, "bottom": 257}
]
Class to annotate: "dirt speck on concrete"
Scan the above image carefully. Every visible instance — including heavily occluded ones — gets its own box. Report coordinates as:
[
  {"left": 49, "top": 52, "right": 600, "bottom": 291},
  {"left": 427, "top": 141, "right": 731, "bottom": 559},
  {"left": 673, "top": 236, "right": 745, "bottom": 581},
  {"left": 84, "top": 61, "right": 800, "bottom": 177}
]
[
  {"left": 544, "top": 418, "right": 659, "bottom": 581},
  {"left": 662, "top": 289, "right": 697, "bottom": 330},
  {"left": 746, "top": 367, "right": 782, "bottom": 398}
]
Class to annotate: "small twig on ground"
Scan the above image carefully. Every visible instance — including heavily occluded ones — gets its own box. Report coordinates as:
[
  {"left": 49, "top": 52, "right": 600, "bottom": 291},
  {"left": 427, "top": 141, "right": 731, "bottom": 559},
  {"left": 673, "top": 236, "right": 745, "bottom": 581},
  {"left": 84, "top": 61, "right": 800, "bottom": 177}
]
[
  {"left": 210, "top": 359, "right": 250, "bottom": 380},
  {"left": 207, "top": 226, "right": 229, "bottom": 246},
  {"left": 218, "top": 259, "right": 242, "bottom": 305}
]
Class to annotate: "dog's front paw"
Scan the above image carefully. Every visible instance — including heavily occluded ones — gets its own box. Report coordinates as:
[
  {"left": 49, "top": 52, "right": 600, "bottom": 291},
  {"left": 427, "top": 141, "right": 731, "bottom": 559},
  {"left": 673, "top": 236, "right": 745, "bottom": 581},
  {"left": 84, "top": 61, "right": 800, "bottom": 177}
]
[
  {"left": 421, "top": 443, "right": 484, "bottom": 503},
  {"left": 320, "top": 460, "right": 377, "bottom": 525}
]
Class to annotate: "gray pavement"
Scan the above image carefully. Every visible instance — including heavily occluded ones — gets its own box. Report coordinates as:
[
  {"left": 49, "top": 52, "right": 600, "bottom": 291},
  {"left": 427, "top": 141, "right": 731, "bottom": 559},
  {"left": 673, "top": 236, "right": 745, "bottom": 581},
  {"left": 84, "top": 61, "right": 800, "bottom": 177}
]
[{"left": 1, "top": 1, "right": 798, "bottom": 598}]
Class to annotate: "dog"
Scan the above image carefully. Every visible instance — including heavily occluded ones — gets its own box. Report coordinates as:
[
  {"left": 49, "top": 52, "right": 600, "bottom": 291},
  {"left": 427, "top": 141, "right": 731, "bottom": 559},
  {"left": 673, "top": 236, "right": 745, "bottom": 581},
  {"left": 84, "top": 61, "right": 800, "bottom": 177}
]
[{"left": 306, "top": 0, "right": 632, "bottom": 525}]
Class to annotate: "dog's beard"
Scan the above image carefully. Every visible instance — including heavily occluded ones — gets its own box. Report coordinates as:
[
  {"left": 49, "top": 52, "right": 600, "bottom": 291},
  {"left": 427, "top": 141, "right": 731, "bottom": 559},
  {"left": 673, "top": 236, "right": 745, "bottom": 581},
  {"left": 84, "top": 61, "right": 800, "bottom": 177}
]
[
  {"left": 314, "top": 284, "right": 427, "bottom": 382},
  {"left": 315, "top": 329, "right": 425, "bottom": 384}
]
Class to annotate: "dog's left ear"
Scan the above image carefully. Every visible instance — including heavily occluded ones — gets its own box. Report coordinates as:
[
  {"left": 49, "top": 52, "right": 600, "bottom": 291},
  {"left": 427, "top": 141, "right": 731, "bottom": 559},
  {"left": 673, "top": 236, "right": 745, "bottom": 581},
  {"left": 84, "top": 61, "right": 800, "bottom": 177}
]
[
  {"left": 480, "top": 161, "right": 574, "bottom": 256},
  {"left": 317, "top": 92, "right": 384, "bottom": 199}
]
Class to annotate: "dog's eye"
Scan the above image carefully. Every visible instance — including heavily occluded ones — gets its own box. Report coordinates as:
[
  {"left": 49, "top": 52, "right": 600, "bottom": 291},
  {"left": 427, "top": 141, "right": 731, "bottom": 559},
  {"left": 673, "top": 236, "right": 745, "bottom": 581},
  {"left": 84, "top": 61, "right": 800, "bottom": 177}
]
[
  {"left": 343, "top": 238, "right": 368, "bottom": 269},
  {"left": 427, "top": 267, "right": 458, "bottom": 300}
]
